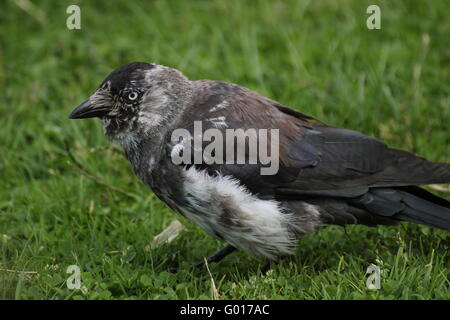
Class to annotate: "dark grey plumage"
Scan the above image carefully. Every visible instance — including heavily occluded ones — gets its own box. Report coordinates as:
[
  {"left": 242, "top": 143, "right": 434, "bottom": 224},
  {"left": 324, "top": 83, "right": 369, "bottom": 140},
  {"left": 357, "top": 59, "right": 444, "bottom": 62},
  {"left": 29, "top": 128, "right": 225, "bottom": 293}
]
[{"left": 69, "top": 62, "right": 450, "bottom": 266}]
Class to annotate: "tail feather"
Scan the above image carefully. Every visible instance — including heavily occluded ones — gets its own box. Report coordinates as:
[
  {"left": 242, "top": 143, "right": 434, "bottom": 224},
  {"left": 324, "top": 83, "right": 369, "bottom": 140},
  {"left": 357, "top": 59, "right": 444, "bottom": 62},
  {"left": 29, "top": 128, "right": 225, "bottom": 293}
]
[
  {"left": 394, "top": 189, "right": 450, "bottom": 231},
  {"left": 346, "top": 187, "right": 450, "bottom": 231}
]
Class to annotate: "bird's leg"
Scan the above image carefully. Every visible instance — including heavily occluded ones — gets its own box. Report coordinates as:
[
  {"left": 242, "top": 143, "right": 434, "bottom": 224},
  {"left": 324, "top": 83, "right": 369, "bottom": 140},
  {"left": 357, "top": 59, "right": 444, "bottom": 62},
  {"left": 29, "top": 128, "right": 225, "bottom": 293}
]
[
  {"left": 196, "top": 245, "right": 236, "bottom": 269},
  {"left": 260, "top": 259, "right": 281, "bottom": 275}
]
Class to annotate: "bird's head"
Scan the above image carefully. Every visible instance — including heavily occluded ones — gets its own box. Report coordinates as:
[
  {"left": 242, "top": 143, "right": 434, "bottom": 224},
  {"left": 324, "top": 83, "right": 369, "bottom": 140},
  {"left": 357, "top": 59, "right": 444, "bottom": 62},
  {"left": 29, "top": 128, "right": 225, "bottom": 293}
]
[{"left": 69, "top": 62, "right": 192, "bottom": 147}]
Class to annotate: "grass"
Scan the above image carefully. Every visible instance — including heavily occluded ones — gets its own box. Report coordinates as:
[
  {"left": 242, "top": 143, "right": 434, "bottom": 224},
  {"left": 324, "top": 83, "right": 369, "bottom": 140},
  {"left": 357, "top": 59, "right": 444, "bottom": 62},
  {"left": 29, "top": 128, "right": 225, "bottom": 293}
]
[{"left": 0, "top": 0, "right": 449, "bottom": 299}]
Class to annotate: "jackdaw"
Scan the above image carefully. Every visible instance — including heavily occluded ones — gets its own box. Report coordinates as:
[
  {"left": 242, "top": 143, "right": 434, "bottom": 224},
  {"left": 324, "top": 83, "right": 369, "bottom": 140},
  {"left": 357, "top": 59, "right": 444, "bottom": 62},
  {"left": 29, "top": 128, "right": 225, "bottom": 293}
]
[{"left": 69, "top": 62, "right": 450, "bottom": 270}]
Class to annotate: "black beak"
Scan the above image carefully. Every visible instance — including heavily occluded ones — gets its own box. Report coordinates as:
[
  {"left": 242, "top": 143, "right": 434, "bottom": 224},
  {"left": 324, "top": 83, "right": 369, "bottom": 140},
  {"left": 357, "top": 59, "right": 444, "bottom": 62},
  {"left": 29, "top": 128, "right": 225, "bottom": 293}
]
[{"left": 69, "top": 99, "right": 110, "bottom": 119}]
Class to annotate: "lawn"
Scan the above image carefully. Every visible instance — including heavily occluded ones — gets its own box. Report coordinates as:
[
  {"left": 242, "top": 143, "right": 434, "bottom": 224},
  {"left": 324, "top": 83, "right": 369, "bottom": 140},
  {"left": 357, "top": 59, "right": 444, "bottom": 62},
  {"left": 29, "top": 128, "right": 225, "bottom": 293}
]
[{"left": 0, "top": 0, "right": 449, "bottom": 299}]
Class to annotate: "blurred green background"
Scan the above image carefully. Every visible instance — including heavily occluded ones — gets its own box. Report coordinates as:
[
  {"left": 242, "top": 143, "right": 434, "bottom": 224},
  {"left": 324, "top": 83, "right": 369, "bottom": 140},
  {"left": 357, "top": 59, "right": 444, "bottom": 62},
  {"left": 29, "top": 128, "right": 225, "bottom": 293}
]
[{"left": 0, "top": 0, "right": 449, "bottom": 299}]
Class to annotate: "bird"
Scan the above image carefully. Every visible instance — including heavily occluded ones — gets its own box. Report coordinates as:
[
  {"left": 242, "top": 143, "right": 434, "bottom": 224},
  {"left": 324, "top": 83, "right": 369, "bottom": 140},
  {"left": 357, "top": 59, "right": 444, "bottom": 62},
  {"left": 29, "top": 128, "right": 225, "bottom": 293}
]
[{"left": 69, "top": 62, "right": 450, "bottom": 271}]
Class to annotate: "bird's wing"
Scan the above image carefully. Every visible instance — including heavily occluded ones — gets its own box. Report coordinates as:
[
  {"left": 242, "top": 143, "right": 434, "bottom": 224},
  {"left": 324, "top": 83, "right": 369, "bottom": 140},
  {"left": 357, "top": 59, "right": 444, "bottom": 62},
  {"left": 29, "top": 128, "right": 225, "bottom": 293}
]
[{"left": 170, "top": 80, "right": 450, "bottom": 199}]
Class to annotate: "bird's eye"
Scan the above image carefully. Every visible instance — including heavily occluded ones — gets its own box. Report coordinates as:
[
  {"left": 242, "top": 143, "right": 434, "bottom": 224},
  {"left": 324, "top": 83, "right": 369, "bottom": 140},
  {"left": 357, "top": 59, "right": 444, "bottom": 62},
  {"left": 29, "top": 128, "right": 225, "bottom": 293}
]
[{"left": 128, "top": 91, "right": 139, "bottom": 101}]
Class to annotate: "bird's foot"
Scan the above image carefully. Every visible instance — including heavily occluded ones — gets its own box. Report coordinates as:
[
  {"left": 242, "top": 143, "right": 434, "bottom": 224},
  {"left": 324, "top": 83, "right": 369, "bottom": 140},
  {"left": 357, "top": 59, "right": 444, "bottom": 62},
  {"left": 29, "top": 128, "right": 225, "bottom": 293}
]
[{"left": 260, "top": 259, "right": 281, "bottom": 275}]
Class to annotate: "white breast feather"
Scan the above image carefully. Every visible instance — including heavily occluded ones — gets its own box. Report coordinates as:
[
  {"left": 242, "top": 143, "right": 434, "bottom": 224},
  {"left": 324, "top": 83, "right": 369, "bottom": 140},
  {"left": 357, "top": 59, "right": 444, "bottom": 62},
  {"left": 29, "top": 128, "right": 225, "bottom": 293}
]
[{"left": 181, "top": 167, "right": 319, "bottom": 260}]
